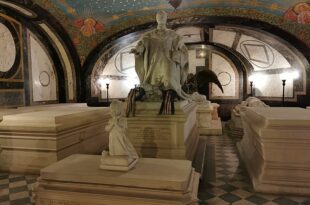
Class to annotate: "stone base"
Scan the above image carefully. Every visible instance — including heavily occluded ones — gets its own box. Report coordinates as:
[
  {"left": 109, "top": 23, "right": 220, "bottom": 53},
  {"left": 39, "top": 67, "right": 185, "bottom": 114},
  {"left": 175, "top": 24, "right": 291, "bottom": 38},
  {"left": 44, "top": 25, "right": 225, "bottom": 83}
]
[
  {"left": 0, "top": 105, "right": 110, "bottom": 174},
  {"left": 126, "top": 101, "right": 199, "bottom": 160},
  {"left": 99, "top": 152, "right": 138, "bottom": 171},
  {"left": 33, "top": 154, "right": 200, "bottom": 205},
  {"left": 238, "top": 107, "right": 310, "bottom": 196},
  {"left": 196, "top": 103, "right": 222, "bottom": 136},
  {"left": 226, "top": 121, "right": 243, "bottom": 140},
  {"left": 199, "top": 119, "right": 222, "bottom": 135}
]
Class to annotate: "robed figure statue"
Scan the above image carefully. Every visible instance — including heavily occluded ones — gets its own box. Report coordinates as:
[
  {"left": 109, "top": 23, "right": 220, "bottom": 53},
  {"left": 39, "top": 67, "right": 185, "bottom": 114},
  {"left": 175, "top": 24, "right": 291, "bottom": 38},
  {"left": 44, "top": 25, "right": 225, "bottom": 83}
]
[{"left": 131, "top": 11, "right": 189, "bottom": 100}]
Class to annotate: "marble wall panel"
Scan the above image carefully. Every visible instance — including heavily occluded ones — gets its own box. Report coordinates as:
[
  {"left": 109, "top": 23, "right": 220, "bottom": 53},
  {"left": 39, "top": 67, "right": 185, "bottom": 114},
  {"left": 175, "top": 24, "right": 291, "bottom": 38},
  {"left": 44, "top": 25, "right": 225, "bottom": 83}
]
[
  {"left": 236, "top": 34, "right": 291, "bottom": 71},
  {"left": 212, "top": 29, "right": 236, "bottom": 48},
  {"left": 39, "top": 23, "right": 75, "bottom": 101},
  {"left": 0, "top": 91, "right": 24, "bottom": 107},
  {"left": 188, "top": 49, "right": 205, "bottom": 74},
  {"left": 253, "top": 73, "right": 293, "bottom": 98},
  {"left": 210, "top": 52, "right": 238, "bottom": 99},
  {"left": 175, "top": 27, "right": 203, "bottom": 43},
  {"left": 0, "top": 23, "right": 16, "bottom": 72},
  {"left": 28, "top": 32, "right": 57, "bottom": 102},
  {"left": 93, "top": 42, "right": 139, "bottom": 99}
]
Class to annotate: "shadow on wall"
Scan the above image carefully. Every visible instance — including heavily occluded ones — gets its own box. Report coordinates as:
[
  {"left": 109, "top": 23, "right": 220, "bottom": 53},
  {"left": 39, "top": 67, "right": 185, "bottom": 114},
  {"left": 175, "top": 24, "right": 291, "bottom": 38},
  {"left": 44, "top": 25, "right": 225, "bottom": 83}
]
[{"left": 140, "top": 127, "right": 158, "bottom": 158}]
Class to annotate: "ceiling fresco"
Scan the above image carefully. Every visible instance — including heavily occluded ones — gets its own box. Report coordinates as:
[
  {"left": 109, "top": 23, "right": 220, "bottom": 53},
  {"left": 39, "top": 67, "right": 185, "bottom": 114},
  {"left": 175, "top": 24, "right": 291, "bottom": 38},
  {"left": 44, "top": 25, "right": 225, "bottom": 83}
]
[{"left": 31, "top": 0, "right": 310, "bottom": 65}]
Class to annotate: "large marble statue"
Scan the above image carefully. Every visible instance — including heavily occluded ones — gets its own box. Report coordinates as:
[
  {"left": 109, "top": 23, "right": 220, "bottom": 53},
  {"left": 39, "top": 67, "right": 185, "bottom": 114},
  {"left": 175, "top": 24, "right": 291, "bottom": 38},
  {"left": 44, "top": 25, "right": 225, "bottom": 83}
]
[
  {"left": 100, "top": 100, "right": 138, "bottom": 171},
  {"left": 131, "top": 11, "right": 189, "bottom": 100}
]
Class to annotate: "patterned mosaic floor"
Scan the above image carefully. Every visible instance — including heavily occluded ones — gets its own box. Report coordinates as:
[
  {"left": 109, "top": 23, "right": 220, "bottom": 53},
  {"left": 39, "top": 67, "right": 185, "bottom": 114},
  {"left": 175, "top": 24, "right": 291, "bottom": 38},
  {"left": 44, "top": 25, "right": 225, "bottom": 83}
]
[
  {"left": 198, "top": 134, "right": 310, "bottom": 205},
  {"left": 0, "top": 174, "right": 36, "bottom": 205},
  {"left": 0, "top": 134, "right": 309, "bottom": 205}
]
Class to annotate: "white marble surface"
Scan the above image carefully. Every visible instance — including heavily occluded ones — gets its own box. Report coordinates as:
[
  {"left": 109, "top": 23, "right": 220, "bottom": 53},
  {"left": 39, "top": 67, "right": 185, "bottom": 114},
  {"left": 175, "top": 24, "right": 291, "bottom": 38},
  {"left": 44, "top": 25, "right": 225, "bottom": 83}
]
[
  {"left": 29, "top": 32, "right": 57, "bottom": 102},
  {"left": 176, "top": 26, "right": 203, "bottom": 43},
  {"left": 93, "top": 42, "right": 140, "bottom": 99},
  {"left": 188, "top": 49, "right": 206, "bottom": 74},
  {"left": 238, "top": 107, "right": 310, "bottom": 195},
  {"left": 0, "top": 104, "right": 110, "bottom": 173},
  {"left": 211, "top": 52, "right": 238, "bottom": 99},
  {"left": 252, "top": 72, "right": 294, "bottom": 98},
  {"left": 212, "top": 29, "right": 236, "bottom": 48},
  {"left": 237, "top": 34, "right": 291, "bottom": 71},
  {"left": 127, "top": 101, "right": 199, "bottom": 160},
  {"left": 100, "top": 100, "right": 138, "bottom": 171},
  {"left": 197, "top": 103, "right": 222, "bottom": 135},
  {"left": 41, "top": 154, "right": 192, "bottom": 190},
  {"left": 34, "top": 154, "right": 199, "bottom": 205},
  {"left": 39, "top": 23, "right": 75, "bottom": 101},
  {"left": 0, "top": 23, "right": 16, "bottom": 72}
]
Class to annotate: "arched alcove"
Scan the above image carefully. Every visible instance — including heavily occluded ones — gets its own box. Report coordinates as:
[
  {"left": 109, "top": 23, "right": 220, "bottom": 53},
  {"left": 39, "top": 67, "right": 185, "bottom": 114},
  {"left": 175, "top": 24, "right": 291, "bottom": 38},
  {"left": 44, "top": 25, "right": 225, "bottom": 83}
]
[
  {"left": 0, "top": 0, "right": 81, "bottom": 105},
  {"left": 83, "top": 16, "right": 309, "bottom": 118}
]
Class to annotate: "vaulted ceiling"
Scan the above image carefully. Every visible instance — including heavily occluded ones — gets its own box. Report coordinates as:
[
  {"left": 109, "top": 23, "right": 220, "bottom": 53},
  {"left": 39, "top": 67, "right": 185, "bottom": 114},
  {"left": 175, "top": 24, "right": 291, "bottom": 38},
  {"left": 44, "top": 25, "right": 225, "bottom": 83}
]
[{"left": 29, "top": 0, "right": 310, "bottom": 63}]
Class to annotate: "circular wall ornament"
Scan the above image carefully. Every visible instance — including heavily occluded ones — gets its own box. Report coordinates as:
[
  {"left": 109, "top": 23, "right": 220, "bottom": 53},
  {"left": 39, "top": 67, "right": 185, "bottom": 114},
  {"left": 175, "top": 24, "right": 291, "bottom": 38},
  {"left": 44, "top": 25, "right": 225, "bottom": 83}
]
[
  {"left": 114, "top": 45, "right": 136, "bottom": 74},
  {"left": 39, "top": 71, "right": 50, "bottom": 87},
  {"left": 0, "top": 18, "right": 20, "bottom": 79},
  {"left": 0, "top": 23, "right": 16, "bottom": 72},
  {"left": 240, "top": 40, "right": 274, "bottom": 69},
  {"left": 217, "top": 72, "right": 231, "bottom": 86}
]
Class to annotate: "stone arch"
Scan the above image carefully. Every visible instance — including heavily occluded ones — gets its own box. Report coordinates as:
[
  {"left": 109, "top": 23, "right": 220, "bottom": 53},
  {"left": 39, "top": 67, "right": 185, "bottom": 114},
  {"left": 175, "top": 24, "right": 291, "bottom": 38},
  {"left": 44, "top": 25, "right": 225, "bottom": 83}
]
[
  {"left": 0, "top": 0, "right": 81, "bottom": 104},
  {"left": 83, "top": 16, "right": 309, "bottom": 105}
]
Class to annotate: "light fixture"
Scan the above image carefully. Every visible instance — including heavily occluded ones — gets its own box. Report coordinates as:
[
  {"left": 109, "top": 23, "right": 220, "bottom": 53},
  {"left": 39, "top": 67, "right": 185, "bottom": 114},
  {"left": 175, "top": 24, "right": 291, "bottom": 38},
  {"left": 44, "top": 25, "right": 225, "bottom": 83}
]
[
  {"left": 281, "top": 78, "right": 286, "bottom": 106},
  {"left": 106, "top": 83, "right": 109, "bottom": 104},
  {"left": 97, "top": 77, "right": 111, "bottom": 105},
  {"left": 196, "top": 48, "right": 207, "bottom": 58},
  {"left": 279, "top": 72, "right": 288, "bottom": 106},
  {"left": 248, "top": 74, "right": 254, "bottom": 96},
  {"left": 105, "top": 78, "right": 111, "bottom": 104},
  {"left": 248, "top": 73, "right": 266, "bottom": 97},
  {"left": 97, "top": 78, "right": 105, "bottom": 88},
  {"left": 279, "top": 70, "right": 299, "bottom": 106}
]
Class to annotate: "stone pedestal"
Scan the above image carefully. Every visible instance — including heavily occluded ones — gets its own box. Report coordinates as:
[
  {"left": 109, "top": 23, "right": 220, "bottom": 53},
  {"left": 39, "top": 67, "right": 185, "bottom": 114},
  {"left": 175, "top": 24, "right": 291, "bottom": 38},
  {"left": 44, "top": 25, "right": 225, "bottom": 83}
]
[
  {"left": 197, "top": 103, "right": 222, "bottom": 136},
  {"left": 238, "top": 107, "right": 310, "bottom": 196},
  {"left": 0, "top": 106, "right": 110, "bottom": 173},
  {"left": 126, "top": 101, "right": 199, "bottom": 160},
  {"left": 33, "top": 154, "right": 200, "bottom": 205}
]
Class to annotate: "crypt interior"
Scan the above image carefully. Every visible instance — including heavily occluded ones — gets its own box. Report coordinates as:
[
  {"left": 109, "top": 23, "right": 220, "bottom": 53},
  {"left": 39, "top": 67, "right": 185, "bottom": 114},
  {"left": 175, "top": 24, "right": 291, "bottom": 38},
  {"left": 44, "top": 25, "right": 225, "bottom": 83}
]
[{"left": 0, "top": 0, "right": 310, "bottom": 204}]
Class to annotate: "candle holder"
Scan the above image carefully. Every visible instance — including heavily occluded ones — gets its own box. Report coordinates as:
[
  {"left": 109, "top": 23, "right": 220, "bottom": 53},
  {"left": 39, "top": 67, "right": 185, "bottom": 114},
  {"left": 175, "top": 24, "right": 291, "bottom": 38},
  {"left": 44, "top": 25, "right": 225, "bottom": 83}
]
[
  {"left": 106, "top": 83, "right": 109, "bottom": 104},
  {"left": 250, "top": 81, "right": 253, "bottom": 97},
  {"left": 282, "top": 79, "right": 286, "bottom": 106}
]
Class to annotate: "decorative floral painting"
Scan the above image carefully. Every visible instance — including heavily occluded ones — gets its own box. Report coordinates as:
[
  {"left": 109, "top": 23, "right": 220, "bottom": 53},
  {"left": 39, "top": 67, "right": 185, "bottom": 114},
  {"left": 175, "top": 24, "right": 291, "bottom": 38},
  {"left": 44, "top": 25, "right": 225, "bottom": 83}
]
[
  {"left": 284, "top": 1, "right": 310, "bottom": 24},
  {"left": 31, "top": 0, "right": 310, "bottom": 65},
  {"left": 74, "top": 18, "right": 104, "bottom": 37}
]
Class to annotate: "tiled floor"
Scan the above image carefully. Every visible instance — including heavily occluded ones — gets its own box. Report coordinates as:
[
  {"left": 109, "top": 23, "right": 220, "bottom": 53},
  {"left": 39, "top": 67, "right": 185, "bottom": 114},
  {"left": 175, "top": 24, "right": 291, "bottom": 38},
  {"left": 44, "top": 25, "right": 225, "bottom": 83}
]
[
  {"left": 0, "top": 134, "right": 309, "bottom": 205},
  {"left": 0, "top": 174, "right": 36, "bottom": 205},
  {"left": 198, "top": 134, "right": 310, "bottom": 205}
]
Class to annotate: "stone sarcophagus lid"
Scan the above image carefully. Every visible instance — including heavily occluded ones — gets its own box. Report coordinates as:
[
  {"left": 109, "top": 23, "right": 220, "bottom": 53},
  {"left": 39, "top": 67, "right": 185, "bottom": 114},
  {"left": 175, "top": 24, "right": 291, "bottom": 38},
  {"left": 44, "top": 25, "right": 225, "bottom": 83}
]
[
  {"left": 0, "top": 105, "right": 110, "bottom": 173},
  {"left": 33, "top": 154, "right": 200, "bottom": 205},
  {"left": 238, "top": 107, "right": 310, "bottom": 196}
]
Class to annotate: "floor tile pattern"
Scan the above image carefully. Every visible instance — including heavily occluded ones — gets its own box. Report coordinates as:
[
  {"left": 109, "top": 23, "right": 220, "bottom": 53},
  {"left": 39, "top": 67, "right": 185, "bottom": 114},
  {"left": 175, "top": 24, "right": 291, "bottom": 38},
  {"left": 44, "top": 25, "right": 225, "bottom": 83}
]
[
  {"left": 0, "top": 134, "right": 309, "bottom": 204},
  {"left": 0, "top": 174, "right": 36, "bottom": 205},
  {"left": 198, "top": 134, "right": 310, "bottom": 205}
]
